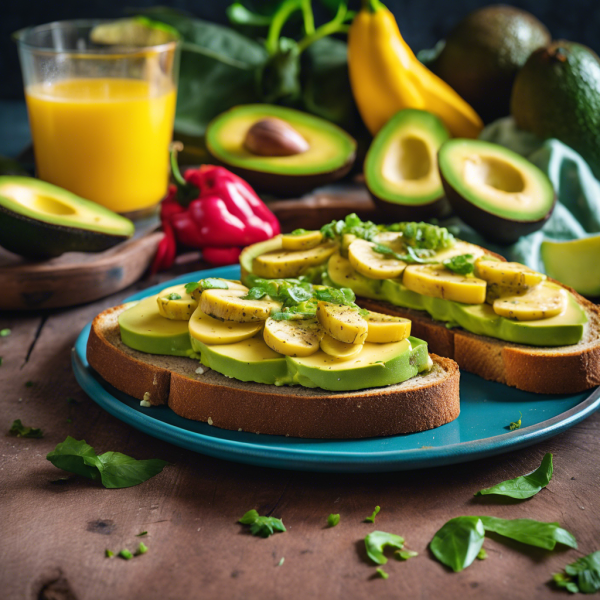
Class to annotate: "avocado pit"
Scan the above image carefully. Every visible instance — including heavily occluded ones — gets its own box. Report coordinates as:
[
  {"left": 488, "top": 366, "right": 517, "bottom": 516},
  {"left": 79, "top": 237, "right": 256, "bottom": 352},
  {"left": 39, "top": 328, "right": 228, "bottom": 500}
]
[{"left": 244, "top": 118, "right": 309, "bottom": 157}]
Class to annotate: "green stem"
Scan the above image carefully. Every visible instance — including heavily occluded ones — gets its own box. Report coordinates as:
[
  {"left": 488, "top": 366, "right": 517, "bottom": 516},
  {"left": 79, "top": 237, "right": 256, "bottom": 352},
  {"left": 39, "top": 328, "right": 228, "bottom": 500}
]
[
  {"left": 362, "top": 0, "right": 385, "bottom": 11},
  {"left": 301, "top": 0, "right": 315, "bottom": 35},
  {"left": 296, "top": 4, "right": 349, "bottom": 53},
  {"left": 169, "top": 142, "right": 197, "bottom": 206},
  {"left": 265, "top": 0, "right": 303, "bottom": 55}
]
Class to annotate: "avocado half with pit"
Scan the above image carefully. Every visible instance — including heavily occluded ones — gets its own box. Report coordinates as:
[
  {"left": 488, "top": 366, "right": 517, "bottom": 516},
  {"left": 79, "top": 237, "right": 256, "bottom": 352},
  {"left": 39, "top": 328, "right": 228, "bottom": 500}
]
[
  {"left": 365, "top": 109, "right": 451, "bottom": 220},
  {"left": 438, "top": 139, "right": 555, "bottom": 244},
  {"left": 0, "top": 177, "right": 134, "bottom": 258},
  {"left": 206, "top": 104, "right": 356, "bottom": 196}
]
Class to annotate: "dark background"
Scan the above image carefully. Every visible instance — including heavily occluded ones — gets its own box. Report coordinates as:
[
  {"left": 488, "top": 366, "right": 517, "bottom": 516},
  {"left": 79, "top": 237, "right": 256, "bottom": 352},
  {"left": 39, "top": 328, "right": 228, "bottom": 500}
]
[{"left": 2, "top": 0, "right": 598, "bottom": 100}]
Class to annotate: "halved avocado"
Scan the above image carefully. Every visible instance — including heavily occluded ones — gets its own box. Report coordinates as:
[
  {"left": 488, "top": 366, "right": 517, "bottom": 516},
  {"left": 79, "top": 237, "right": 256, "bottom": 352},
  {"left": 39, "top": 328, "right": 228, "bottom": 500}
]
[
  {"left": 0, "top": 177, "right": 134, "bottom": 258},
  {"left": 206, "top": 104, "right": 356, "bottom": 196},
  {"left": 438, "top": 139, "right": 555, "bottom": 244},
  {"left": 365, "top": 109, "right": 451, "bottom": 220}
]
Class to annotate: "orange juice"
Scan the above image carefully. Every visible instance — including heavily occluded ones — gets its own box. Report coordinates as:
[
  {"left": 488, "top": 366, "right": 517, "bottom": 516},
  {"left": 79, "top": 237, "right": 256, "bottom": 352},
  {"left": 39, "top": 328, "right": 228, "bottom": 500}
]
[{"left": 26, "top": 78, "right": 176, "bottom": 213}]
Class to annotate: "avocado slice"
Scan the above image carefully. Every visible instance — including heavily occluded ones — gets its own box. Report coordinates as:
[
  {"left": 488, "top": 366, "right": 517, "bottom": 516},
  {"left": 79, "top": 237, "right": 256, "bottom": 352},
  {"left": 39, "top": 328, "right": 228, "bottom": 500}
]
[
  {"left": 0, "top": 177, "right": 134, "bottom": 258},
  {"left": 438, "top": 139, "right": 555, "bottom": 244},
  {"left": 206, "top": 104, "right": 356, "bottom": 195},
  {"left": 430, "top": 6, "right": 550, "bottom": 123},
  {"left": 511, "top": 41, "right": 600, "bottom": 179},
  {"left": 365, "top": 109, "right": 451, "bottom": 220},
  {"left": 541, "top": 235, "right": 600, "bottom": 297}
]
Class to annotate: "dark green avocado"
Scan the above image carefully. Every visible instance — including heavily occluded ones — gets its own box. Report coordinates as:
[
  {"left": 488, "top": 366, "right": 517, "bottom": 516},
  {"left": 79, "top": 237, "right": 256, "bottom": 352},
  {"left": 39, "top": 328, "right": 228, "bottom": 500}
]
[
  {"left": 511, "top": 40, "right": 600, "bottom": 179},
  {"left": 438, "top": 139, "right": 555, "bottom": 244},
  {"left": 431, "top": 5, "right": 550, "bottom": 123},
  {"left": 0, "top": 177, "right": 134, "bottom": 258}
]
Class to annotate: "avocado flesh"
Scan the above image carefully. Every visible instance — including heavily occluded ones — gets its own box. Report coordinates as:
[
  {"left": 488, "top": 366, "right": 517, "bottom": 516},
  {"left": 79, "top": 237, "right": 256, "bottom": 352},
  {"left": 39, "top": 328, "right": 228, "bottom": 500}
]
[
  {"left": 328, "top": 254, "right": 586, "bottom": 347},
  {"left": 511, "top": 41, "right": 600, "bottom": 179},
  {"left": 0, "top": 177, "right": 134, "bottom": 258},
  {"left": 365, "top": 109, "right": 450, "bottom": 219},
  {"left": 541, "top": 235, "right": 600, "bottom": 297},
  {"left": 438, "top": 139, "right": 555, "bottom": 244},
  {"left": 206, "top": 104, "right": 356, "bottom": 194}
]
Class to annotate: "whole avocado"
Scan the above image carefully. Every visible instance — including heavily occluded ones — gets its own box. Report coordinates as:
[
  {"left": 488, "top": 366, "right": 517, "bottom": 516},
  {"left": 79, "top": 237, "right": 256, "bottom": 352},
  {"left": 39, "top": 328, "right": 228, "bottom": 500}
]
[
  {"left": 432, "top": 5, "right": 550, "bottom": 123},
  {"left": 511, "top": 41, "right": 600, "bottom": 178}
]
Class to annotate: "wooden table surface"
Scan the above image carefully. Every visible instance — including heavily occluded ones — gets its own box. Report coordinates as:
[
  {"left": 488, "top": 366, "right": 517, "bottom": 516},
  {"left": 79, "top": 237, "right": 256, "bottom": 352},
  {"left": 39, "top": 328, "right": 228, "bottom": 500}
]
[{"left": 1, "top": 263, "right": 599, "bottom": 600}]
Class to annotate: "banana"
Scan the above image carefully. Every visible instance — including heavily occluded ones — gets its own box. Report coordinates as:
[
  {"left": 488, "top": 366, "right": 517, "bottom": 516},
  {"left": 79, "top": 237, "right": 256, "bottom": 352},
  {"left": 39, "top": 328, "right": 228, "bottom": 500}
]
[
  {"left": 403, "top": 265, "right": 487, "bottom": 304},
  {"left": 475, "top": 257, "right": 546, "bottom": 288},
  {"left": 156, "top": 284, "right": 197, "bottom": 320},
  {"left": 263, "top": 317, "right": 322, "bottom": 357},
  {"left": 493, "top": 283, "right": 567, "bottom": 321},
  {"left": 252, "top": 241, "right": 337, "bottom": 279},
  {"left": 340, "top": 233, "right": 357, "bottom": 258},
  {"left": 320, "top": 333, "right": 364, "bottom": 359},
  {"left": 281, "top": 230, "right": 323, "bottom": 251},
  {"left": 348, "top": 239, "right": 407, "bottom": 279},
  {"left": 188, "top": 307, "right": 263, "bottom": 344},
  {"left": 190, "top": 279, "right": 247, "bottom": 303},
  {"left": 316, "top": 301, "right": 368, "bottom": 344},
  {"left": 364, "top": 310, "right": 411, "bottom": 343},
  {"left": 200, "top": 289, "right": 281, "bottom": 322}
]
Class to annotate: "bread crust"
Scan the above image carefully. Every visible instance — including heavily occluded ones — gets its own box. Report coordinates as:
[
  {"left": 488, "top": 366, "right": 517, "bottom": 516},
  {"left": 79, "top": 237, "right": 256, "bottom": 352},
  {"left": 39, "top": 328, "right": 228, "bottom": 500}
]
[{"left": 86, "top": 305, "right": 460, "bottom": 438}]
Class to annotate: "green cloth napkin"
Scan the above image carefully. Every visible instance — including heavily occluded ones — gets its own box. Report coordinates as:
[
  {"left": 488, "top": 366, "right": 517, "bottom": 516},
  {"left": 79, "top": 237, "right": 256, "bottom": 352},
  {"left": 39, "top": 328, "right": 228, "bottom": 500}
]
[{"left": 441, "top": 117, "right": 600, "bottom": 272}]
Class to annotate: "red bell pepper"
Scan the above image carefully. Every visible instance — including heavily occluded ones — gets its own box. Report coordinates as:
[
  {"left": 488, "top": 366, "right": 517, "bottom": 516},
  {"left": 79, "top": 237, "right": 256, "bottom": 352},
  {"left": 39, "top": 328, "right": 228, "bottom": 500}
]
[{"left": 151, "top": 144, "right": 279, "bottom": 273}]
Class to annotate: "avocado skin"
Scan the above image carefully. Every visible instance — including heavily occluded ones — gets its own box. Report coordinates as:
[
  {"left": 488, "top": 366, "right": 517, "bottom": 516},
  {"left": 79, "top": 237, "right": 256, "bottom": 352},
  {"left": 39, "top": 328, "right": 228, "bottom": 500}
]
[
  {"left": 511, "top": 40, "right": 600, "bottom": 178},
  {"left": 432, "top": 6, "right": 550, "bottom": 123},
  {"left": 0, "top": 206, "right": 130, "bottom": 258}
]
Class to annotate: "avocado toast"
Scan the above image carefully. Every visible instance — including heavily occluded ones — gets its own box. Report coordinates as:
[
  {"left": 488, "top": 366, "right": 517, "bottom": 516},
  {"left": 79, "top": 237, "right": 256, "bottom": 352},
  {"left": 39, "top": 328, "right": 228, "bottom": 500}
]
[{"left": 241, "top": 216, "right": 600, "bottom": 394}]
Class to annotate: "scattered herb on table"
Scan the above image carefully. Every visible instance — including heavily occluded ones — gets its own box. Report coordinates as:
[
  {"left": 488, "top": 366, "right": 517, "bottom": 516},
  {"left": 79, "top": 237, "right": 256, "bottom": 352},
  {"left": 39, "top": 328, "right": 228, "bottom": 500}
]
[
  {"left": 376, "top": 567, "right": 389, "bottom": 579},
  {"left": 136, "top": 542, "right": 148, "bottom": 556},
  {"left": 509, "top": 412, "right": 522, "bottom": 430},
  {"left": 277, "top": 557, "right": 285, "bottom": 567},
  {"left": 46, "top": 436, "right": 168, "bottom": 489},
  {"left": 0, "top": 357, "right": 3, "bottom": 366},
  {"left": 553, "top": 551, "right": 600, "bottom": 594},
  {"left": 328, "top": 513, "right": 340, "bottom": 528},
  {"left": 430, "top": 516, "right": 485, "bottom": 572},
  {"left": 364, "top": 506, "right": 381, "bottom": 523},
  {"left": 136, "top": 531, "right": 148, "bottom": 537},
  {"left": 443, "top": 254, "right": 475, "bottom": 275},
  {"left": 239, "top": 509, "right": 286, "bottom": 538},
  {"left": 9, "top": 419, "right": 43, "bottom": 439},
  {"left": 0, "top": 328, "right": 11, "bottom": 337},
  {"left": 365, "top": 531, "right": 405, "bottom": 565},
  {"left": 475, "top": 453, "right": 553, "bottom": 500},
  {"left": 477, "top": 548, "right": 488, "bottom": 560},
  {"left": 25, "top": 380, "right": 34, "bottom": 388},
  {"left": 105, "top": 549, "right": 114, "bottom": 558},
  {"left": 119, "top": 549, "right": 134, "bottom": 560},
  {"left": 66, "top": 397, "right": 78, "bottom": 405},
  {"left": 395, "top": 549, "right": 418, "bottom": 561}
]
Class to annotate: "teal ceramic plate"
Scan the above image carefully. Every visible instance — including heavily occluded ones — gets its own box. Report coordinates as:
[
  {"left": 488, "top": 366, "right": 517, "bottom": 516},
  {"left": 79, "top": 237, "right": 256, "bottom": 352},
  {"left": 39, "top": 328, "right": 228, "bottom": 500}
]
[{"left": 72, "top": 265, "right": 600, "bottom": 472}]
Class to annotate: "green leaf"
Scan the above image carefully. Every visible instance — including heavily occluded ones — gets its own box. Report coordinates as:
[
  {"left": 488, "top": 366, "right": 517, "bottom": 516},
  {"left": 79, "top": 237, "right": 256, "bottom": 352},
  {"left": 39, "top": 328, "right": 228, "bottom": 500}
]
[
  {"left": 387, "top": 221, "right": 455, "bottom": 250},
  {"left": 94, "top": 452, "right": 168, "bottom": 489},
  {"left": 478, "top": 516, "right": 577, "bottom": 550},
  {"left": 365, "top": 531, "right": 405, "bottom": 565},
  {"left": 477, "top": 548, "right": 488, "bottom": 560},
  {"left": 443, "top": 254, "right": 475, "bottom": 275},
  {"left": 0, "top": 328, "right": 11, "bottom": 337},
  {"left": 9, "top": 419, "right": 43, "bottom": 439},
  {"left": 136, "top": 531, "right": 148, "bottom": 537},
  {"left": 327, "top": 513, "right": 340, "bottom": 527},
  {"left": 372, "top": 243, "right": 436, "bottom": 265},
  {"left": 475, "top": 453, "right": 553, "bottom": 500},
  {"left": 364, "top": 506, "right": 380, "bottom": 523},
  {"left": 555, "top": 551, "right": 600, "bottom": 594},
  {"left": 136, "top": 542, "right": 148, "bottom": 555},
  {"left": 553, "top": 572, "right": 580, "bottom": 594},
  {"left": 105, "top": 549, "right": 114, "bottom": 558},
  {"left": 395, "top": 549, "right": 418, "bottom": 561},
  {"left": 184, "top": 282, "right": 199, "bottom": 294},
  {"left": 239, "top": 509, "right": 285, "bottom": 537},
  {"left": 509, "top": 412, "right": 522, "bottom": 430},
  {"left": 46, "top": 437, "right": 101, "bottom": 481},
  {"left": 239, "top": 509, "right": 260, "bottom": 524},
  {"left": 227, "top": 3, "right": 274, "bottom": 26},
  {"left": 165, "top": 293, "right": 182, "bottom": 300},
  {"left": 430, "top": 517, "right": 485, "bottom": 572},
  {"left": 119, "top": 549, "right": 134, "bottom": 560},
  {"left": 376, "top": 567, "right": 389, "bottom": 579},
  {"left": 200, "top": 278, "right": 230, "bottom": 290}
]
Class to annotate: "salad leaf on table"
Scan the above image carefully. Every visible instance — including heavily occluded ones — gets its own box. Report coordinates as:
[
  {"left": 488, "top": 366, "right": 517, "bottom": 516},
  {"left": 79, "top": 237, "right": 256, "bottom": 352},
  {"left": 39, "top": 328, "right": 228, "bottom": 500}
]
[
  {"left": 327, "top": 513, "right": 340, "bottom": 527},
  {"left": 9, "top": 419, "right": 43, "bottom": 439},
  {"left": 430, "top": 516, "right": 485, "bottom": 573},
  {"left": 553, "top": 551, "right": 600, "bottom": 594},
  {"left": 365, "top": 531, "right": 405, "bottom": 565},
  {"left": 364, "top": 506, "right": 381, "bottom": 523},
  {"left": 239, "top": 509, "right": 286, "bottom": 538}
]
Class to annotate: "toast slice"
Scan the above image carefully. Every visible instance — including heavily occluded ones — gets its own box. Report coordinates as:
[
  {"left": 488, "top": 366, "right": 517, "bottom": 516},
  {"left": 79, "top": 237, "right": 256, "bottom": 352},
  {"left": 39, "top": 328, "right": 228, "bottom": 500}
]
[
  {"left": 358, "top": 282, "right": 600, "bottom": 395},
  {"left": 86, "top": 305, "right": 460, "bottom": 439}
]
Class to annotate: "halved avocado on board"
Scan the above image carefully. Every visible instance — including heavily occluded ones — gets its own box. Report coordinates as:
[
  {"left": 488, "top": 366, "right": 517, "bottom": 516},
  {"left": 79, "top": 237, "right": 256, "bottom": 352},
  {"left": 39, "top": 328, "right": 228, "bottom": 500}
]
[
  {"left": 206, "top": 104, "right": 356, "bottom": 196},
  {"left": 438, "top": 139, "right": 555, "bottom": 244},
  {"left": 0, "top": 177, "right": 134, "bottom": 258},
  {"left": 365, "top": 109, "right": 451, "bottom": 221}
]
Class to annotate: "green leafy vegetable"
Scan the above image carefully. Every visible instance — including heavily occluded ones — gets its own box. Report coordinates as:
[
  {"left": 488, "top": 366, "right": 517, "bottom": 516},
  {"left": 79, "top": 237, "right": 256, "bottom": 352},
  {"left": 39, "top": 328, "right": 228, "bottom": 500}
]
[
  {"left": 328, "top": 513, "right": 340, "bottom": 527},
  {"left": 119, "top": 549, "right": 134, "bottom": 560},
  {"left": 509, "top": 412, "right": 522, "bottom": 430},
  {"left": 475, "top": 453, "right": 553, "bottom": 500},
  {"left": 136, "top": 542, "right": 148, "bottom": 555},
  {"left": 0, "top": 328, "right": 11, "bottom": 337},
  {"left": 430, "top": 516, "right": 485, "bottom": 572},
  {"left": 387, "top": 221, "right": 455, "bottom": 251},
  {"left": 165, "top": 293, "right": 182, "bottom": 300},
  {"left": 321, "top": 213, "right": 381, "bottom": 243},
  {"left": 105, "top": 549, "right": 114, "bottom": 558},
  {"left": 364, "top": 506, "right": 381, "bottom": 523},
  {"left": 376, "top": 567, "right": 389, "bottom": 579},
  {"left": 185, "top": 282, "right": 200, "bottom": 294},
  {"left": 395, "top": 549, "right": 418, "bottom": 561},
  {"left": 239, "top": 509, "right": 286, "bottom": 538},
  {"left": 443, "top": 254, "right": 475, "bottom": 275},
  {"left": 365, "top": 531, "right": 405, "bottom": 565},
  {"left": 372, "top": 243, "right": 436, "bottom": 265},
  {"left": 553, "top": 551, "right": 600, "bottom": 594},
  {"left": 9, "top": 419, "right": 43, "bottom": 439},
  {"left": 46, "top": 437, "right": 168, "bottom": 489},
  {"left": 185, "top": 278, "right": 229, "bottom": 295},
  {"left": 227, "top": 2, "right": 274, "bottom": 27},
  {"left": 477, "top": 548, "right": 488, "bottom": 560}
]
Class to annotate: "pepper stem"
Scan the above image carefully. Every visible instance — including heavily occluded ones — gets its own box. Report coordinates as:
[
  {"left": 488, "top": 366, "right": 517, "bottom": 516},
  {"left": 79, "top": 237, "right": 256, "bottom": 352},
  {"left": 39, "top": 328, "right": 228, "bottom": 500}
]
[{"left": 169, "top": 142, "right": 198, "bottom": 207}]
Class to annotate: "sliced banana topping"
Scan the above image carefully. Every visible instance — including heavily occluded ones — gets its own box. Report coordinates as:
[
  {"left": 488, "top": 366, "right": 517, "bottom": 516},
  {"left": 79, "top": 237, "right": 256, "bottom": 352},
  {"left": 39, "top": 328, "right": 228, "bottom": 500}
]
[
  {"left": 281, "top": 230, "right": 323, "bottom": 251},
  {"left": 190, "top": 279, "right": 247, "bottom": 302},
  {"left": 364, "top": 310, "right": 411, "bottom": 343},
  {"left": 252, "top": 241, "right": 337, "bottom": 279},
  {"left": 403, "top": 265, "right": 487, "bottom": 304},
  {"left": 320, "top": 333, "right": 364, "bottom": 359},
  {"left": 188, "top": 307, "right": 263, "bottom": 344},
  {"left": 475, "top": 257, "right": 546, "bottom": 288},
  {"left": 200, "top": 289, "right": 281, "bottom": 322},
  {"left": 157, "top": 284, "right": 197, "bottom": 321},
  {"left": 348, "top": 239, "right": 407, "bottom": 279},
  {"left": 316, "top": 301, "right": 368, "bottom": 344},
  {"left": 493, "top": 283, "right": 567, "bottom": 321},
  {"left": 263, "top": 317, "right": 322, "bottom": 357}
]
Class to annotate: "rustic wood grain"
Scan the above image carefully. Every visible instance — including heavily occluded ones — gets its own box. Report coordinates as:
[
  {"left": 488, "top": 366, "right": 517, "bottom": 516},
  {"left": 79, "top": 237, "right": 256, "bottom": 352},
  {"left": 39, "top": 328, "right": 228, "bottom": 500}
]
[{"left": 0, "top": 265, "right": 599, "bottom": 600}]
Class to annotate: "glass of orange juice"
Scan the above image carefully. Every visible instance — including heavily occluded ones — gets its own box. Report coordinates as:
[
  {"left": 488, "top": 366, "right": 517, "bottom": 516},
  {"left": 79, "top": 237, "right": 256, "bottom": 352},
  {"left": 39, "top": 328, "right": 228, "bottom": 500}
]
[{"left": 15, "top": 20, "right": 179, "bottom": 214}]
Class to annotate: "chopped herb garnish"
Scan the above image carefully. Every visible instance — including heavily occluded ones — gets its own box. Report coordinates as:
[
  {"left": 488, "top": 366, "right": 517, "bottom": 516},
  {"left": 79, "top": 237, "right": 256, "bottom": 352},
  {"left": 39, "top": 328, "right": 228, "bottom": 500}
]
[
  {"left": 321, "top": 213, "right": 381, "bottom": 242},
  {"left": 184, "top": 282, "right": 199, "bottom": 294},
  {"left": 277, "top": 557, "right": 285, "bottom": 566},
  {"left": 387, "top": 221, "right": 455, "bottom": 250},
  {"left": 9, "top": 419, "right": 43, "bottom": 438},
  {"left": 239, "top": 509, "right": 286, "bottom": 538},
  {"left": 430, "top": 516, "right": 485, "bottom": 572},
  {"left": 395, "top": 549, "right": 418, "bottom": 561},
  {"left": 0, "top": 328, "right": 11, "bottom": 337},
  {"left": 136, "top": 542, "right": 148, "bottom": 555},
  {"left": 136, "top": 531, "right": 148, "bottom": 537},
  {"left": 509, "top": 412, "right": 522, "bottom": 430},
  {"left": 328, "top": 514, "right": 340, "bottom": 528},
  {"left": 119, "top": 549, "right": 134, "bottom": 560},
  {"left": 443, "top": 254, "right": 475, "bottom": 275},
  {"left": 553, "top": 551, "right": 600, "bottom": 594},
  {"left": 364, "top": 506, "right": 381, "bottom": 523},
  {"left": 291, "top": 228, "right": 309, "bottom": 235},
  {"left": 165, "top": 292, "right": 182, "bottom": 300},
  {"left": 365, "top": 531, "right": 405, "bottom": 565},
  {"left": 185, "top": 278, "right": 229, "bottom": 295},
  {"left": 477, "top": 548, "right": 488, "bottom": 560},
  {"left": 105, "top": 549, "right": 114, "bottom": 558},
  {"left": 376, "top": 567, "right": 389, "bottom": 579},
  {"left": 25, "top": 380, "right": 34, "bottom": 388},
  {"left": 46, "top": 436, "right": 168, "bottom": 488},
  {"left": 372, "top": 243, "right": 436, "bottom": 265}
]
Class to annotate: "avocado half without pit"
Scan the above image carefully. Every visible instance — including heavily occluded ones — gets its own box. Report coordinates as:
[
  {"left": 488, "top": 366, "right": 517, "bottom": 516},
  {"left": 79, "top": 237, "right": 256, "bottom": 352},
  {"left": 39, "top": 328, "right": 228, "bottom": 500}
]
[
  {"left": 206, "top": 104, "right": 356, "bottom": 196},
  {"left": 0, "top": 177, "right": 134, "bottom": 258},
  {"left": 364, "top": 109, "right": 451, "bottom": 220},
  {"left": 438, "top": 139, "right": 555, "bottom": 244}
]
